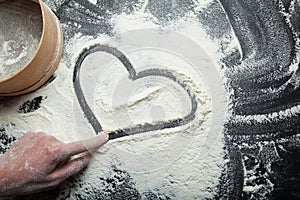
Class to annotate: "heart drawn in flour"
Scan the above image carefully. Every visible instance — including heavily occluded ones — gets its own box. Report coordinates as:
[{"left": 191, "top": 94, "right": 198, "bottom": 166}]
[{"left": 73, "top": 44, "right": 198, "bottom": 140}]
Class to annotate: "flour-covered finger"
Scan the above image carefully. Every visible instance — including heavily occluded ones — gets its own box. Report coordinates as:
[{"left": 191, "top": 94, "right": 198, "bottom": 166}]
[
  {"left": 61, "top": 133, "right": 108, "bottom": 159},
  {"left": 47, "top": 154, "right": 92, "bottom": 181}
]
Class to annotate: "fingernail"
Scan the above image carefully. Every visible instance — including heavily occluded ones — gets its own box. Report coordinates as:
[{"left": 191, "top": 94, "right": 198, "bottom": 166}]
[{"left": 98, "top": 132, "right": 109, "bottom": 142}]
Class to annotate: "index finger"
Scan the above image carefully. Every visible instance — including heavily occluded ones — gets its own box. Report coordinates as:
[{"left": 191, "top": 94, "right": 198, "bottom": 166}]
[{"left": 61, "top": 133, "right": 109, "bottom": 159}]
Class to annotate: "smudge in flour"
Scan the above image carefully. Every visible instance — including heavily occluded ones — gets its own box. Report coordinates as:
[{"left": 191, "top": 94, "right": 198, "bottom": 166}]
[
  {"left": 280, "top": 0, "right": 293, "bottom": 10},
  {"left": 56, "top": 165, "right": 141, "bottom": 199},
  {"left": 18, "top": 96, "right": 46, "bottom": 114},
  {"left": 218, "top": 0, "right": 300, "bottom": 199},
  {"left": 290, "top": 1, "right": 300, "bottom": 34},
  {"left": 220, "top": 0, "right": 297, "bottom": 115},
  {"left": 145, "top": 0, "right": 193, "bottom": 24},
  {"left": 0, "top": 123, "right": 17, "bottom": 154},
  {"left": 193, "top": 0, "right": 231, "bottom": 40},
  {"left": 55, "top": 0, "right": 143, "bottom": 40}
]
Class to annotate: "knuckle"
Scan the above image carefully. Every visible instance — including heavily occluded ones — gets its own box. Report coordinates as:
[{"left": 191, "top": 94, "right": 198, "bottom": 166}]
[
  {"left": 36, "top": 131, "right": 47, "bottom": 137},
  {"left": 36, "top": 131, "right": 46, "bottom": 135},
  {"left": 49, "top": 143, "right": 63, "bottom": 153},
  {"left": 37, "top": 134, "right": 50, "bottom": 142},
  {"left": 26, "top": 131, "right": 36, "bottom": 135},
  {"left": 42, "top": 143, "right": 63, "bottom": 160},
  {"left": 43, "top": 135, "right": 59, "bottom": 144},
  {"left": 38, "top": 135, "right": 60, "bottom": 147},
  {"left": 37, "top": 133, "right": 58, "bottom": 142}
]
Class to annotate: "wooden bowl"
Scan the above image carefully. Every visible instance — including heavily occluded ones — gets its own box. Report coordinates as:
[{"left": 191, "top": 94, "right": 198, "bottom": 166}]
[{"left": 0, "top": 0, "right": 63, "bottom": 96}]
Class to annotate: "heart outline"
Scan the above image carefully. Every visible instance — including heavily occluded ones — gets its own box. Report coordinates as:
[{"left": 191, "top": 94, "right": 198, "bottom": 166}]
[{"left": 73, "top": 44, "right": 198, "bottom": 140}]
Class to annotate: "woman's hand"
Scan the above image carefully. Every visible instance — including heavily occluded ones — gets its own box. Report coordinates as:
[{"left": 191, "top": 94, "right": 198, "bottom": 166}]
[{"left": 0, "top": 131, "right": 108, "bottom": 196}]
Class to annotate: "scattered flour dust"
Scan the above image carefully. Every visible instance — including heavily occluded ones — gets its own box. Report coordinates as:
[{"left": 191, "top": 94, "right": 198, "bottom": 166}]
[
  {"left": 0, "top": 0, "right": 42, "bottom": 80},
  {"left": 0, "top": 1, "right": 227, "bottom": 199},
  {"left": 56, "top": 7, "right": 225, "bottom": 199},
  {"left": 87, "top": 0, "right": 97, "bottom": 5}
]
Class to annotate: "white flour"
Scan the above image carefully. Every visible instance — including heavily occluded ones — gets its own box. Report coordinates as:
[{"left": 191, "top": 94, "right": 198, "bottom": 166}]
[
  {"left": 61, "top": 26, "right": 226, "bottom": 198},
  {"left": 0, "top": 1, "right": 228, "bottom": 199},
  {"left": 0, "top": 1, "right": 42, "bottom": 80},
  {"left": 68, "top": 9, "right": 225, "bottom": 199}
]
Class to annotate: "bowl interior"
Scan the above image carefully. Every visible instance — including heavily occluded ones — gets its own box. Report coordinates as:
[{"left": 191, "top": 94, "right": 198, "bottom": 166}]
[{"left": 0, "top": 0, "right": 43, "bottom": 81}]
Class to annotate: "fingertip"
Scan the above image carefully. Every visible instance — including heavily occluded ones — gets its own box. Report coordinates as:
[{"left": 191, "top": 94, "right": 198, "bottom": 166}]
[
  {"left": 63, "top": 133, "right": 109, "bottom": 157},
  {"left": 78, "top": 154, "right": 92, "bottom": 166},
  {"left": 104, "top": 132, "right": 109, "bottom": 141},
  {"left": 97, "top": 132, "right": 109, "bottom": 144},
  {"left": 75, "top": 155, "right": 92, "bottom": 173}
]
